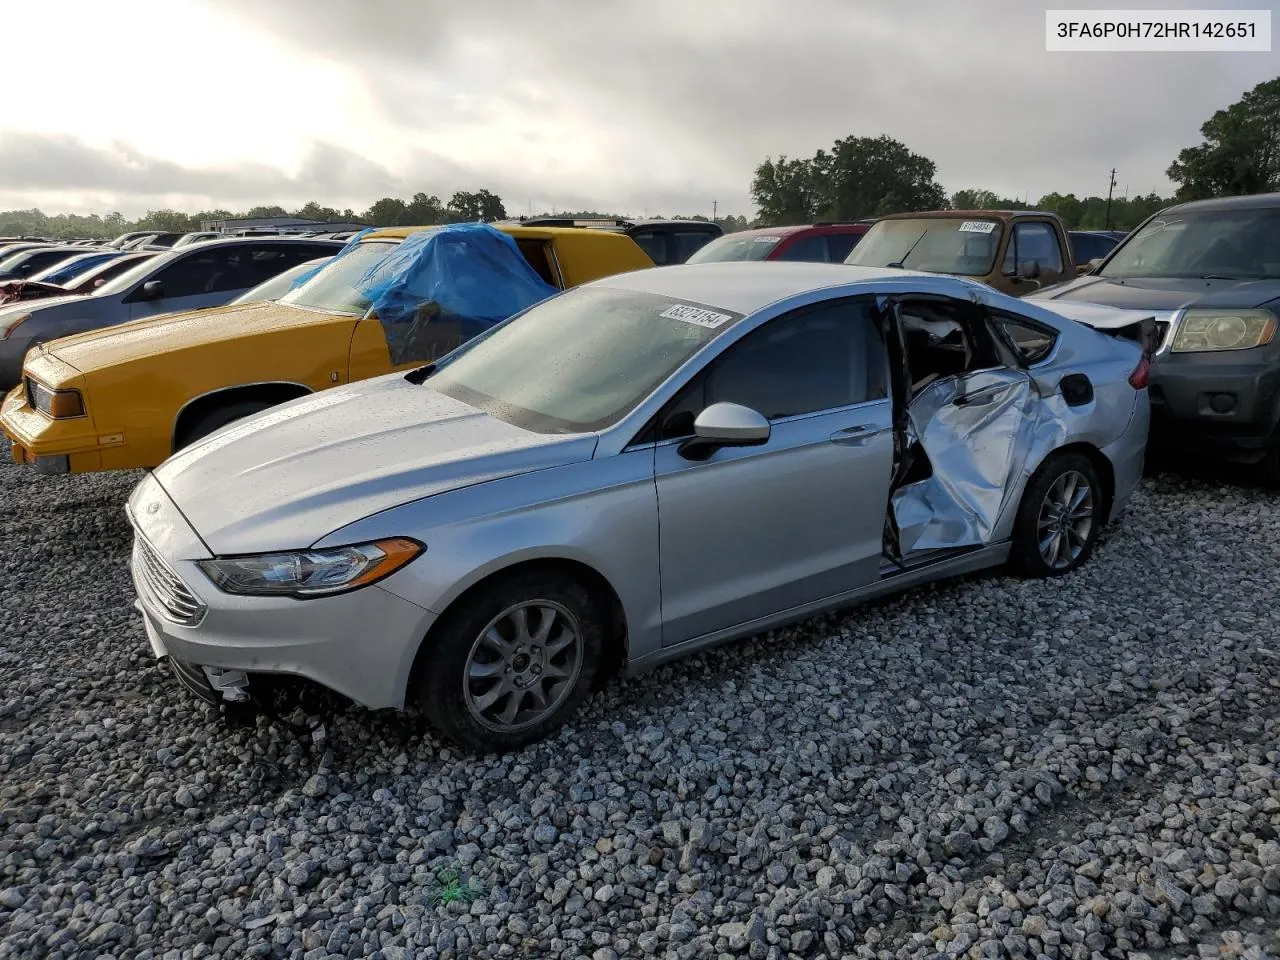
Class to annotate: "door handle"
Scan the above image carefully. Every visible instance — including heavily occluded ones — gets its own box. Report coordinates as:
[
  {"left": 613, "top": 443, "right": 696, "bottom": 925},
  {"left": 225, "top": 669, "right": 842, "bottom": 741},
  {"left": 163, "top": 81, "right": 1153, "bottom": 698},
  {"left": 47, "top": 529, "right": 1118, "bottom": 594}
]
[{"left": 829, "top": 424, "right": 889, "bottom": 446}]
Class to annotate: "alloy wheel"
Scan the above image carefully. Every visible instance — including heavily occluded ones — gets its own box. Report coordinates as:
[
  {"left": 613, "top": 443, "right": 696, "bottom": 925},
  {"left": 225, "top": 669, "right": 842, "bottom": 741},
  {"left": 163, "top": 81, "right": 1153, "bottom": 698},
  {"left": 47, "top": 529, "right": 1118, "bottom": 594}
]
[
  {"left": 1036, "top": 469, "right": 1094, "bottom": 570},
  {"left": 462, "top": 600, "right": 584, "bottom": 733}
]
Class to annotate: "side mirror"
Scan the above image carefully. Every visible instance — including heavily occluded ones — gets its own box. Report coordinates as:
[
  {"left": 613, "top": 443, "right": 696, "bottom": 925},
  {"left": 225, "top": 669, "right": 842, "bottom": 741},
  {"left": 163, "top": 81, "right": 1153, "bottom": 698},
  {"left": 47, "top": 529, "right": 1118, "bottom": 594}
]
[
  {"left": 136, "top": 280, "right": 165, "bottom": 301},
  {"left": 1017, "top": 260, "right": 1042, "bottom": 281},
  {"left": 677, "top": 402, "right": 770, "bottom": 461}
]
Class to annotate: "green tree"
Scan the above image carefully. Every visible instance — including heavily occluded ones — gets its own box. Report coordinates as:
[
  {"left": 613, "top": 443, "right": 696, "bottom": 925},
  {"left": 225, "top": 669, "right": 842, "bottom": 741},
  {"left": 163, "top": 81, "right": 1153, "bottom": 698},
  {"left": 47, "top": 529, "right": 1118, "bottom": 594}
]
[
  {"left": 750, "top": 155, "right": 820, "bottom": 225},
  {"left": 951, "top": 188, "right": 1003, "bottom": 210},
  {"left": 818, "top": 135, "right": 947, "bottom": 219},
  {"left": 295, "top": 201, "right": 343, "bottom": 222},
  {"left": 1167, "top": 76, "right": 1280, "bottom": 200},
  {"left": 244, "top": 205, "right": 289, "bottom": 219},
  {"left": 364, "top": 197, "right": 409, "bottom": 226},
  {"left": 135, "top": 209, "right": 196, "bottom": 232},
  {"left": 404, "top": 192, "right": 445, "bottom": 225}
]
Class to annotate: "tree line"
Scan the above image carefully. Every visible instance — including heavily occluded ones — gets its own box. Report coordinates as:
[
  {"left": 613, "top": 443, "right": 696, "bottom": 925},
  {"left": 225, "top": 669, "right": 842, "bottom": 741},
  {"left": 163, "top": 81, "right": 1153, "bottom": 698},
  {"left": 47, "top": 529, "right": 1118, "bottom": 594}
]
[
  {"left": 4, "top": 76, "right": 1275, "bottom": 240},
  {"left": 750, "top": 75, "right": 1279, "bottom": 231}
]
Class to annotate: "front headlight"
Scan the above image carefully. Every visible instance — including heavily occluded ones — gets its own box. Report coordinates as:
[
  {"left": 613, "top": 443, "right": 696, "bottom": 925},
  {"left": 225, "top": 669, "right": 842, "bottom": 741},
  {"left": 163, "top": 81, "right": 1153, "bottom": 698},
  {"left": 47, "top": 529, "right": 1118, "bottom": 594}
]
[
  {"left": 0, "top": 313, "right": 30, "bottom": 339},
  {"left": 1170, "top": 309, "right": 1277, "bottom": 352},
  {"left": 28, "top": 378, "right": 85, "bottom": 418},
  {"left": 197, "top": 538, "right": 423, "bottom": 597}
]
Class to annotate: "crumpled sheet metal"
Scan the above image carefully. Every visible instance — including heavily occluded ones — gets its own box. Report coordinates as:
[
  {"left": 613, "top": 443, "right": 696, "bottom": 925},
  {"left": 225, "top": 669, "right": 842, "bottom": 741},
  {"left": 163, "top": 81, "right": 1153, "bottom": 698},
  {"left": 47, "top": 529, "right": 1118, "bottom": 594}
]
[{"left": 891, "top": 369, "right": 1066, "bottom": 553}]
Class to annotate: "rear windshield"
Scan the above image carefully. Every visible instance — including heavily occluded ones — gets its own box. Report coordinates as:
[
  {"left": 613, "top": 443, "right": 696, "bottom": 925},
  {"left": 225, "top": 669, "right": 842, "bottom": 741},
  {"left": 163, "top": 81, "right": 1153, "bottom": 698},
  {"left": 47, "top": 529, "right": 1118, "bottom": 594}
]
[
  {"left": 1099, "top": 208, "right": 1280, "bottom": 280},
  {"left": 277, "top": 241, "right": 400, "bottom": 314},
  {"left": 685, "top": 233, "right": 783, "bottom": 263},
  {"left": 846, "top": 218, "right": 1003, "bottom": 276}
]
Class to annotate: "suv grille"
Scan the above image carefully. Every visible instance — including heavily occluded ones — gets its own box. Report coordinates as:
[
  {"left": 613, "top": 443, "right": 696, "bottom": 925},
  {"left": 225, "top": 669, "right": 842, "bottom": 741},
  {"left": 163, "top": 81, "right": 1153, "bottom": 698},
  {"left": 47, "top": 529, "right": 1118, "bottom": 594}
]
[{"left": 132, "top": 535, "right": 206, "bottom": 626}]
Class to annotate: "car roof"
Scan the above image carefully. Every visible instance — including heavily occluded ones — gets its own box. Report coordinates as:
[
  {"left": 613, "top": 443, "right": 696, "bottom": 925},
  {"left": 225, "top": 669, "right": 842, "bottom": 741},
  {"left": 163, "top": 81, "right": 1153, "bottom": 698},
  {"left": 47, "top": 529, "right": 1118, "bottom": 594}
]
[
  {"left": 590, "top": 261, "right": 958, "bottom": 315},
  {"left": 363, "top": 224, "right": 642, "bottom": 245},
  {"left": 1159, "top": 192, "right": 1280, "bottom": 214},
  {"left": 877, "top": 209, "right": 1056, "bottom": 221}
]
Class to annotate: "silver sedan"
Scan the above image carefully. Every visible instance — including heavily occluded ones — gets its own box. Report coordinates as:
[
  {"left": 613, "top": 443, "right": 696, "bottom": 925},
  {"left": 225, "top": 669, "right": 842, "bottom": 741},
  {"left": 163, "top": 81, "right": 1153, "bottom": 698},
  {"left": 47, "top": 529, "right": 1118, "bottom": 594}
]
[{"left": 127, "top": 263, "right": 1152, "bottom": 752}]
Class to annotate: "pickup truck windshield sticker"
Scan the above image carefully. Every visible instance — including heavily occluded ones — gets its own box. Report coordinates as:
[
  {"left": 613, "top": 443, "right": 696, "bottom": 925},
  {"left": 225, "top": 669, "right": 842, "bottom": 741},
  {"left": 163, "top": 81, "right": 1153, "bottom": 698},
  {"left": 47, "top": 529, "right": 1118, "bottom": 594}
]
[
  {"left": 958, "top": 220, "right": 998, "bottom": 234},
  {"left": 660, "top": 304, "right": 735, "bottom": 328}
]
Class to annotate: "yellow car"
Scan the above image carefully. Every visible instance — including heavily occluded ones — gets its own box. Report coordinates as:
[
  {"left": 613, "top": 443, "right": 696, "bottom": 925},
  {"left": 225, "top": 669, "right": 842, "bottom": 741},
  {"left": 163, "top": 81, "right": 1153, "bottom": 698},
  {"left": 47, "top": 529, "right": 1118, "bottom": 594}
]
[{"left": 2, "top": 225, "right": 653, "bottom": 475}]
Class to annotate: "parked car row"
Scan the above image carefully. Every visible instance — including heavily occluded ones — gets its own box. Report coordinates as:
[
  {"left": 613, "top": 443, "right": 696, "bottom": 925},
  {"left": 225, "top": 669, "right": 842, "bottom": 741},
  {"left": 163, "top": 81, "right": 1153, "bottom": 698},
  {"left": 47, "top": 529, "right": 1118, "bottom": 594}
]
[{"left": 2, "top": 191, "right": 1275, "bottom": 752}]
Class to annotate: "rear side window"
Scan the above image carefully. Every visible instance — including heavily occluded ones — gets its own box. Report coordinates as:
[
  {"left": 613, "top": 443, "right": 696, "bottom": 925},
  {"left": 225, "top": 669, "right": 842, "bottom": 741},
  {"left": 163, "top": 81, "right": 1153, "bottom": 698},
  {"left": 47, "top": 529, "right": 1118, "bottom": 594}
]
[
  {"left": 775, "top": 233, "right": 830, "bottom": 262},
  {"left": 826, "top": 232, "right": 862, "bottom": 263},
  {"left": 629, "top": 230, "right": 668, "bottom": 265},
  {"left": 997, "top": 315, "right": 1058, "bottom": 365}
]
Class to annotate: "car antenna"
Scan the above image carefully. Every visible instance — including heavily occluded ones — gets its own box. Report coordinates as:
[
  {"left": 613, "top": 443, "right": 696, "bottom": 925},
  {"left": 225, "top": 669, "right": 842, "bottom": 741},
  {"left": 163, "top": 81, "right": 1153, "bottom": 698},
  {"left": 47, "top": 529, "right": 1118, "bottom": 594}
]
[{"left": 886, "top": 229, "right": 927, "bottom": 269}]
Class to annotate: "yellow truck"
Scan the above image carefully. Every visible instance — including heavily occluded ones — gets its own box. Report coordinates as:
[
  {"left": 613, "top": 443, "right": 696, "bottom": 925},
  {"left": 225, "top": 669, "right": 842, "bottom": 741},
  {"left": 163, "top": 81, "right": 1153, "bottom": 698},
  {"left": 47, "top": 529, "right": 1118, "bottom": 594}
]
[{"left": 2, "top": 224, "right": 653, "bottom": 475}]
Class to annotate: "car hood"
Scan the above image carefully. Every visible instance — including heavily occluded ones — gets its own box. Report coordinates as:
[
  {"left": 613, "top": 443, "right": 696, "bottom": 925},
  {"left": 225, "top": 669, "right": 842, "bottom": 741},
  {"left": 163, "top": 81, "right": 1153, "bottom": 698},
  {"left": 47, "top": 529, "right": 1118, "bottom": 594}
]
[
  {"left": 0, "top": 293, "right": 87, "bottom": 323},
  {"left": 1031, "top": 275, "right": 1280, "bottom": 310},
  {"left": 153, "top": 375, "right": 599, "bottom": 555},
  {"left": 40, "top": 300, "right": 317, "bottom": 373}
]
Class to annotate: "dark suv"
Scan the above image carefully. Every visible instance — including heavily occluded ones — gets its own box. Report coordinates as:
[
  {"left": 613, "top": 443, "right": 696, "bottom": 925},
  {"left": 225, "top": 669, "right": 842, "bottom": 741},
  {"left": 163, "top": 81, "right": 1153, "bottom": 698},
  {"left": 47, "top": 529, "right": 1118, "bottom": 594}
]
[
  {"left": 685, "top": 222, "right": 871, "bottom": 264},
  {"left": 1030, "top": 193, "right": 1280, "bottom": 477},
  {"left": 517, "top": 217, "right": 722, "bottom": 265}
]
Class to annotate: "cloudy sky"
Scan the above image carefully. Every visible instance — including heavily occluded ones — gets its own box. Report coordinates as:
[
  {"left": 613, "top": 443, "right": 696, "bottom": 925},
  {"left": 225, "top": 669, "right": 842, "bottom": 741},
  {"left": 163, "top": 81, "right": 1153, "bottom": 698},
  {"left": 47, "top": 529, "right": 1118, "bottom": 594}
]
[{"left": 1, "top": 0, "right": 1274, "bottom": 219}]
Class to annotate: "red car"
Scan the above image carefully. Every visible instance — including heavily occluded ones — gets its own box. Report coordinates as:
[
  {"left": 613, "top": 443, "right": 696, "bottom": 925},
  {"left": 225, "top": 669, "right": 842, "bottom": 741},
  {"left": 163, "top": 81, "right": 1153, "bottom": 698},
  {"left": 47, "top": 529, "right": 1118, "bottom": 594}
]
[{"left": 685, "top": 221, "right": 872, "bottom": 264}]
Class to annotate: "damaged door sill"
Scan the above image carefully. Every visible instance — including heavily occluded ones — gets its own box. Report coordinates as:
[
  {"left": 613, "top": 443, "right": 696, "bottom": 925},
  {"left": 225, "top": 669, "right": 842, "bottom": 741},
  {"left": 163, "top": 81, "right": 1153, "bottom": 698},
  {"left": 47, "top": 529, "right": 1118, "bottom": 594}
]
[{"left": 878, "top": 544, "right": 988, "bottom": 579}]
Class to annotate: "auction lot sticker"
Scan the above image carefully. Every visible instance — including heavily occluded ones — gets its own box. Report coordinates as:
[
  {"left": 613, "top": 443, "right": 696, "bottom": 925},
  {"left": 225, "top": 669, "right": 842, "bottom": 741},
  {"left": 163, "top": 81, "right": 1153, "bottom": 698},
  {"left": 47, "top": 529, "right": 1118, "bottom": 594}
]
[
  {"left": 958, "top": 221, "right": 998, "bottom": 234},
  {"left": 660, "top": 304, "right": 736, "bottom": 328}
]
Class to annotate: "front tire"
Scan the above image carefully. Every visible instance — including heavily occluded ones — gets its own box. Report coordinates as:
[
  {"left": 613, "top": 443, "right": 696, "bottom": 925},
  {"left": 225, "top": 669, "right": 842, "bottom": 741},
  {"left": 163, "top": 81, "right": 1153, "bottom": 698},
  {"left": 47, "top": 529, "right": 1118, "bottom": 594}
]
[
  {"left": 1010, "top": 452, "right": 1103, "bottom": 577},
  {"left": 413, "top": 571, "right": 604, "bottom": 753}
]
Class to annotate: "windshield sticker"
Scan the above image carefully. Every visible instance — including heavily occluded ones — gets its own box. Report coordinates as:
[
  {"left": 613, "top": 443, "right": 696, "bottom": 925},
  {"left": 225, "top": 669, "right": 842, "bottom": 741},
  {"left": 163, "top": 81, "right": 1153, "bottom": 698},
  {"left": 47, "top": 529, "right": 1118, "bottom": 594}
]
[
  {"left": 958, "top": 220, "right": 998, "bottom": 234},
  {"left": 660, "top": 304, "right": 735, "bottom": 328},
  {"left": 753, "top": 236, "right": 781, "bottom": 243}
]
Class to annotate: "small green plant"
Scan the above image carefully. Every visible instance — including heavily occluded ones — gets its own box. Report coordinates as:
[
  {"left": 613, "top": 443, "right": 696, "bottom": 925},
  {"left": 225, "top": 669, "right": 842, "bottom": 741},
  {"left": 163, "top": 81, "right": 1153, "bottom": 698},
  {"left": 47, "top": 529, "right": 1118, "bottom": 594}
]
[{"left": 429, "top": 862, "right": 483, "bottom": 907}]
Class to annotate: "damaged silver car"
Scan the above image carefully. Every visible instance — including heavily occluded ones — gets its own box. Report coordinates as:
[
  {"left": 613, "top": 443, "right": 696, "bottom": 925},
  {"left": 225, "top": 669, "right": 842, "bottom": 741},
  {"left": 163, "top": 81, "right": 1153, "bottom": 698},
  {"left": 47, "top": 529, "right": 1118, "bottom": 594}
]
[{"left": 127, "top": 263, "right": 1153, "bottom": 752}]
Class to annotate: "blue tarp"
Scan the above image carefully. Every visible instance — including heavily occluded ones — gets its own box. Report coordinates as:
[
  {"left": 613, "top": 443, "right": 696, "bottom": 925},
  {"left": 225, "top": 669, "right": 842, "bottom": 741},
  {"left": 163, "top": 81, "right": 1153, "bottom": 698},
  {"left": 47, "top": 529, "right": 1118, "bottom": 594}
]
[{"left": 354, "top": 223, "right": 559, "bottom": 366}]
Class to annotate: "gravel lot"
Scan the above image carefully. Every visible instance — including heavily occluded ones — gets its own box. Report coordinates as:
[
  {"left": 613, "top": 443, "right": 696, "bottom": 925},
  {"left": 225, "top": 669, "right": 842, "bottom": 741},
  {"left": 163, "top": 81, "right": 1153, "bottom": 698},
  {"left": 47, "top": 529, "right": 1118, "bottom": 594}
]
[{"left": 0, "top": 450, "right": 1277, "bottom": 960}]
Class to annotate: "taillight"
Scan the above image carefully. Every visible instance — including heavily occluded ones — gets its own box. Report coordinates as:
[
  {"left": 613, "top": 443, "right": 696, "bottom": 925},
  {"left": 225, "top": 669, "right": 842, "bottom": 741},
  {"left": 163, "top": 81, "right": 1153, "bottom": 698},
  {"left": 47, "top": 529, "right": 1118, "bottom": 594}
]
[{"left": 1128, "top": 355, "right": 1150, "bottom": 389}]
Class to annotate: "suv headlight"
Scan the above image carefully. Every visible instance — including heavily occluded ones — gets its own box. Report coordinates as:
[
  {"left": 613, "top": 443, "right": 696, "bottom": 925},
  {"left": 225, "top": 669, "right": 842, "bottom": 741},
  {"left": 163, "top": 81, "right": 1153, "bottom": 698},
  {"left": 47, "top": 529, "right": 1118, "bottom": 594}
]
[
  {"left": 197, "top": 538, "right": 422, "bottom": 597},
  {"left": 1170, "top": 309, "right": 1277, "bottom": 352},
  {"left": 28, "top": 378, "right": 85, "bottom": 418}
]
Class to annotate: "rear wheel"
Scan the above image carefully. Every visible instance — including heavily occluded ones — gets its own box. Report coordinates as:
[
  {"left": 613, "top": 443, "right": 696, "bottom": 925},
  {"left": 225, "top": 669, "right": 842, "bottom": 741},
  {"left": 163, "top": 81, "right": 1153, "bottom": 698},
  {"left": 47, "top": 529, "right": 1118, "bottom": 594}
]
[
  {"left": 1010, "top": 452, "right": 1102, "bottom": 577},
  {"left": 175, "top": 399, "right": 276, "bottom": 451},
  {"left": 413, "top": 571, "right": 604, "bottom": 753}
]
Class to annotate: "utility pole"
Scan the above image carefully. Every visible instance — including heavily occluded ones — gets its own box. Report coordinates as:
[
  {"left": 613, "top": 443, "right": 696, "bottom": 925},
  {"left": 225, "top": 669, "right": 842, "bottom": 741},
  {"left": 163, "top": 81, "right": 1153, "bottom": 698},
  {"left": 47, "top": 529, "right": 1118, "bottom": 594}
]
[
  {"left": 712, "top": 200, "right": 717, "bottom": 221},
  {"left": 1105, "top": 168, "right": 1117, "bottom": 230}
]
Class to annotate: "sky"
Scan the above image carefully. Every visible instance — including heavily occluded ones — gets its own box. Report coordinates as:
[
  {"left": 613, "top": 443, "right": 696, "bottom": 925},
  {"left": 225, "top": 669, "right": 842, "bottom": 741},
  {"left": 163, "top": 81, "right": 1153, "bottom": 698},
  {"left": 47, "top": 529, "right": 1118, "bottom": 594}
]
[{"left": 0, "top": 0, "right": 1275, "bottom": 220}]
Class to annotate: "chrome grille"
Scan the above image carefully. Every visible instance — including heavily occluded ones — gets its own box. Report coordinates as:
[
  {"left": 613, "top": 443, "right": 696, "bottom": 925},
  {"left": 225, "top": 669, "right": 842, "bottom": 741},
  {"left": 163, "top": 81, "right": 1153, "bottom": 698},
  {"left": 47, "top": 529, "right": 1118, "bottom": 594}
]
[{"left": 131, "top": 535, "right": 206, "bottom": 626}]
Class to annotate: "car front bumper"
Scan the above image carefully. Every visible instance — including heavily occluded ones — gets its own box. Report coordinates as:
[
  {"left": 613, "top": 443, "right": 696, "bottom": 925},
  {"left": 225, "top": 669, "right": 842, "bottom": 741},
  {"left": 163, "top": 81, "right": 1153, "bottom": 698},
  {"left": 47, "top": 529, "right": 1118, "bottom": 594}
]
[
  {"left": 0, "top": 382, "right": 105, "bottom": 474},
  {"left": 1148, "top": 349, "right": 1280, "bottom": 462},
  {"left": 127, "top": 474, "right": 437, "bottom": 711}
]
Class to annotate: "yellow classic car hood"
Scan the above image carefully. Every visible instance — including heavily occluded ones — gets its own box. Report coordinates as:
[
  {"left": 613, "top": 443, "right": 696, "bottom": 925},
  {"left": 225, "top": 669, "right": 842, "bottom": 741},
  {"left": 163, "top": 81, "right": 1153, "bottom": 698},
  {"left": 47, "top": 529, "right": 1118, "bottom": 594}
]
[{"left": 43, "top": 301, "right": 333, "bottom": 373}]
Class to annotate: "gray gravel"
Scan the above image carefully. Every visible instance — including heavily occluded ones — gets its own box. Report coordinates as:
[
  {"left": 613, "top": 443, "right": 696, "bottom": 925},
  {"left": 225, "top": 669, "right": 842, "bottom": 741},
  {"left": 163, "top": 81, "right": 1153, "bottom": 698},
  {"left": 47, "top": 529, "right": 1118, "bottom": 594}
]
[{"left": 0, "top": 451, "right": 1277, "bottom": 960}]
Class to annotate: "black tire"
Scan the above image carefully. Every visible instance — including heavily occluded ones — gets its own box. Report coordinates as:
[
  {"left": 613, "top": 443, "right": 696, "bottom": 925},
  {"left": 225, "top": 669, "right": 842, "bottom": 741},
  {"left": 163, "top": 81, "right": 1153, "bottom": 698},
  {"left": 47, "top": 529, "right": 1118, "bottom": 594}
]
[
  {"left": 413, "top": 571, "right": 604, "bottom": 753},
  {"left": 175, "top": 399, "right": 276, "bottom": 451},
  {"left": 1010, "top": 452, "right": 1103, "bottom": 578},
  {"left": 1260, "top": 445, "right": 1280, "bottom": 487}
]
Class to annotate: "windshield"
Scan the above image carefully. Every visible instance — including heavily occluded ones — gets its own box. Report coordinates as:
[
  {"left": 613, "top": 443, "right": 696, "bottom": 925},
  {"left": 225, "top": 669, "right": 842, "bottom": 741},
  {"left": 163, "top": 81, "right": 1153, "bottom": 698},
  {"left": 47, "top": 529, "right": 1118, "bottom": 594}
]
[
  {"left": 278, "top": 241, "right": 400, "bottom": 313},
  {"left": 429, "top": 286, "right": 743, "bottom": 433},
  {"left": 1100, "top": 208, "right": 1280, "bottom": 280},
  {"left": 845, "top": 218, "right": 1003, "bottom": 276},
  {"left": 685, "top": 233, "right": 783, "bottom": 263},
  {"left": 230, "top": 258, "right": 332, "bottom": 304},
  {"left": 31, "top": 253, "right": 115, "bottom": 285}
]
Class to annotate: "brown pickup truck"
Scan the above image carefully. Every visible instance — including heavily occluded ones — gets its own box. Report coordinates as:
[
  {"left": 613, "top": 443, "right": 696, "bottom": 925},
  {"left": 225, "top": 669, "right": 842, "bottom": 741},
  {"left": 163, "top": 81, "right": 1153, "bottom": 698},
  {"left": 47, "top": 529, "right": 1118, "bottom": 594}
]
[{"left": 844, "top": 209, "right": 1075, "bottom": 296}]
